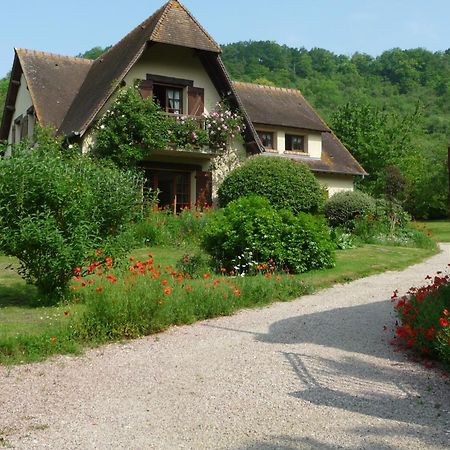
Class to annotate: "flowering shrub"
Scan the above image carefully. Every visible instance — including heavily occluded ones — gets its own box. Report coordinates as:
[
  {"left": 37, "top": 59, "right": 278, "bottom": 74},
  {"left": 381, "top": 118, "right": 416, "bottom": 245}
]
[
  {"left": 169, "top": 115, "right": 209, "bottom": 150},
  {"left": 204, "top": 102, "right": 245, "bottom": 151},
  {"left": 94, "top": 88, "right": 245, "bottom": 168},
  {"left": 202, "top": 196, "right": 335, "bottom": 273},
  {"left": 94, "top": 87, "right": 171, "bottom": 167},
  {"left": 0, "top": 129, "right": 142, "bottom": 297},
  {"left": 391, "top": 270, "right": 450, "bottom": 367}
]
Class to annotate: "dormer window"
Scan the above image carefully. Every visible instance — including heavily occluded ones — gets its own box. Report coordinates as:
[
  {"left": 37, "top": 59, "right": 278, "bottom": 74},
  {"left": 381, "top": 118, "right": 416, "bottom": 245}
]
[
  {"left": 257, "top": 131, "right": 274, "bottom": 149},
  {"left": 285, "top": 134, "right": 305, "bottom": 152}
]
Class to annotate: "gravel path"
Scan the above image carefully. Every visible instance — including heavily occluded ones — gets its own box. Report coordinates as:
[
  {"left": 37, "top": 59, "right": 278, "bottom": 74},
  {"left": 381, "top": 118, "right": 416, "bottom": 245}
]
[{"left": 1, "top": 246, "right": 450, "bottom": 450}]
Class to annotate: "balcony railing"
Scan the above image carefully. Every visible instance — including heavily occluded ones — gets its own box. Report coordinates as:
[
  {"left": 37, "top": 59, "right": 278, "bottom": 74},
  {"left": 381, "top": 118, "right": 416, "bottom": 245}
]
[{"left": 166, "top": 113, "right": 206, "bottom": 129}]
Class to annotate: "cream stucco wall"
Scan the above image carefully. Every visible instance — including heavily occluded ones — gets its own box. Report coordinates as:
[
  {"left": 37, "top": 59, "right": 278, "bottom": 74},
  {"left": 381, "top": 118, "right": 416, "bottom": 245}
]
[
  {"left": 7, "top": 73, "right": 33, "bottom": 148},
  {"left": 316, "top": 173, "right": 354, "bottom": 196},
  {"left": 126, "top": 44, "right": 221, "bottom": 114},
  {"left": 253, "top": 123, "right": 322, "bottom": 158},
  {"left": 307, "top": 133, "right": 322, "bottom": 159}
]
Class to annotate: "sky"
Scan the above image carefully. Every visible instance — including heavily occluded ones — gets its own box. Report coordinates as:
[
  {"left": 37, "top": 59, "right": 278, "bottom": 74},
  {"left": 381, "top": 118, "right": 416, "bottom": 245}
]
[{"left": 1, "top": 0, "right": 449, "bottom": 76}]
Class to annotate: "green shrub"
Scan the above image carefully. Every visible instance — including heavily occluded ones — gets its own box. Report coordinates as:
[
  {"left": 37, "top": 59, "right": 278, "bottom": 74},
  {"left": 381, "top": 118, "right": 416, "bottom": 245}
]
[
  {"left": 130, "top": 207, "right": 215, "bottom": 247},
  {"left": 0, "top": 131, "right": 141, "bottom": 297},
  {"left": 176, "top": 252, "right": 211, "bottom": 278},
  {"left": 218, "top": 156, "right": 325, "bottom": 214},
  {"left": 202, "top": 196, "right": 335, "bottom": 273},
  {"left": 325, "top": 190, "right": 375, "bottom": 228}
]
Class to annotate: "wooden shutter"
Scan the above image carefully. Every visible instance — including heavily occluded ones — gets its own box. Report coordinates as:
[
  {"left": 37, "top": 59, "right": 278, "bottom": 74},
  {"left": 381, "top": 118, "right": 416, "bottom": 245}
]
[
  {"left": 188, "top": 87, "right": 204, "bottom": 116},
  {"left": 196, "top": 171, "right": 212, "bottom": 207},
  {"left": 138, "top": 80, "right": 153, "bottom": 99},
  {"left": 21, "top": 115, "right": 28, "bottom": 140}
]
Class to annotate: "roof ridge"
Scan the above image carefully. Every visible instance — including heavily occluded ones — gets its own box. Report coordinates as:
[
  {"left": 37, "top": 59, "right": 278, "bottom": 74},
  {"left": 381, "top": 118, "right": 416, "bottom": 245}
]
[
  {"left": 151, "top": 0, "right": 220, "bottom": 51},
  {"left": 151, "top": 1, "right": 173, "bottom": 40},
  {"left": 15, "top": 48, "right": 93, "bottom": 64},
  {"left": 232, "top": 81, "right": 303, "bottom": 95},
  {"left": 95, "top": 3, "right": 167, "bottom": 62}
]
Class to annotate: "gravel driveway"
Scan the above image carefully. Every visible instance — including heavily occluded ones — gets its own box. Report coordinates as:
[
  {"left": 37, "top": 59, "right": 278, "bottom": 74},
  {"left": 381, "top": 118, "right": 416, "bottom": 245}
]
[{"left": 1, "top": 246, "right": 450, "bottom": 450}]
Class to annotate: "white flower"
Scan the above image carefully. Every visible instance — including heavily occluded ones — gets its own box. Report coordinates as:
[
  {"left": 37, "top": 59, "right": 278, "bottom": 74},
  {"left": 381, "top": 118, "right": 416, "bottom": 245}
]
[
  {"left": 68, "top": 144, "right": 74, "bottom": 149},
  {"left": 100, "top": 124, "right": 105, "bottom": 129}
]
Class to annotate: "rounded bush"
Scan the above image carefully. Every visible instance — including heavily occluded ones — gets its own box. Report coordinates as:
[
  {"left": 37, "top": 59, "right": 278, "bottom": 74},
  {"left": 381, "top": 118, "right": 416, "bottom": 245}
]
[
  {"left": 325, "top": 190, "right": 375, "bottom": 228},
  {"left": 218, "top": 156, "right": 324, "bottom": 214},
  {"left": 202, "top": 195, "right": 335, "bottom": 273}
]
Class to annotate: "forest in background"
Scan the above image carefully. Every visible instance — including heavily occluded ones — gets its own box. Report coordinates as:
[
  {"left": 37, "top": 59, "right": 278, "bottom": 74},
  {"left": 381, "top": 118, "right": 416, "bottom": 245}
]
[{"left": 0, "top": 42, "right": 449, "bottom": 218}]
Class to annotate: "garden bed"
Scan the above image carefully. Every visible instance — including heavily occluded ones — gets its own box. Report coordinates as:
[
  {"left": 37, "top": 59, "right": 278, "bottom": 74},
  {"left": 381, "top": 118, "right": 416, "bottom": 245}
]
[{"left": 0, "top": 243, "right": 438, "bottom": 365}]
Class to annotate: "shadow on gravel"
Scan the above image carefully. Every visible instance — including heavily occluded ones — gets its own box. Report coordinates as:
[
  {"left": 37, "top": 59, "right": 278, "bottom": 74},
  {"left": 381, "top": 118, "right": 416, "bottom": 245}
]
[
  {"left": 204, "top": 299, "right": 449, "bottom": 447},
  {"left": 258, "top": 299, "right": 394, "bottom": 358}
]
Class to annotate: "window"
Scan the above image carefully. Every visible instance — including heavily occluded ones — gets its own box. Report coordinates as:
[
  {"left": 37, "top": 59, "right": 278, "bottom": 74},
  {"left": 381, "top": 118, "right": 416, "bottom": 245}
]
[
  {"left": 257, "top": 131, "right": 274, "bottom": 149},
  {"left": 285, "top": 134, "right": 305, "bottom": 152},
  {"left": 146, "top": 169, "right": 191, "bottom": 212},
  {"left": 153, "top": 84, "right": 183, "bottom": 114}
]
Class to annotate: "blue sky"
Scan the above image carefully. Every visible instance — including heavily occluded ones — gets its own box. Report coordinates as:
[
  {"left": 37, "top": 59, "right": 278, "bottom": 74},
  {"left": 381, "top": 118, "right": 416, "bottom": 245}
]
[{"left": 1, "top": 0, "right": 449, "bottom": 76}]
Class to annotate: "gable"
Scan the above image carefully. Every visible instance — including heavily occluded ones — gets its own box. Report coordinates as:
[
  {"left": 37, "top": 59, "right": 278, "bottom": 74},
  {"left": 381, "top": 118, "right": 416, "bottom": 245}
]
[{"left": 59, "top": 0, "right": 221, "bottom": 137}]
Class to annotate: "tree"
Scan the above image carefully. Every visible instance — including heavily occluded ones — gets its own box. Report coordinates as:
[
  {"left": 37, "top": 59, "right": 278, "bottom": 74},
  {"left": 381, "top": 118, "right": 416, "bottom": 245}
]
[
  {"left": 330, "top": 102, "right": 422, "bottom": 195},
  {"left": 0, "top": 129, "right": 142, "bottom": 297}
]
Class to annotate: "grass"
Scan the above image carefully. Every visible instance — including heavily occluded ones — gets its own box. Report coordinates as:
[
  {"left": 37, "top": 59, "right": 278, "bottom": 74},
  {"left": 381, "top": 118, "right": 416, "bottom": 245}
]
[
  {"left": 302, "top": 244, "right": 438, "bottom": 290},
  {"left": 0, "top": 243, "right": 439, "bottom": 365},
  {"left": 414, "top": 220, "right": 450, "bottom": 243}
]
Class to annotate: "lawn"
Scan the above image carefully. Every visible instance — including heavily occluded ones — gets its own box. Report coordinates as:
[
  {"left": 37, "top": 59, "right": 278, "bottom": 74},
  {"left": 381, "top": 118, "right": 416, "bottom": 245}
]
[
  {"left": 0, "top": 242, "right": 438, "bottom": 364},
  {"left": 414, "top": 220, "right": 450, "bottom": 242}
]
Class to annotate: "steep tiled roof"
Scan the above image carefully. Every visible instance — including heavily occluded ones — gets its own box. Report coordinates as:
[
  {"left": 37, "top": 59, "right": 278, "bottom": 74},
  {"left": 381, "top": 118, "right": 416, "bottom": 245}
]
[
  {"left": 234, "top": 81, "right": 366, "bottom": 175},
  {"left": 59, "top": 0, "right": 220, "bottom": 136},
  {"left": 0, "top": 49, "right": 92, "bottom": 139},
  {"left": 233, "top": 81, "right": 330, "bottom": 132},
  {"left": 260, "top": 132, "right": 367, "bottom": 176}
]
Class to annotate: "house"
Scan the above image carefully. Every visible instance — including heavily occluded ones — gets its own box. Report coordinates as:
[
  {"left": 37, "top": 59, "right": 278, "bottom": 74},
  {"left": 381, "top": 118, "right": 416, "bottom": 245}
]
[{"left": 0, "top": 0, "right": 366, "bottom": 209}]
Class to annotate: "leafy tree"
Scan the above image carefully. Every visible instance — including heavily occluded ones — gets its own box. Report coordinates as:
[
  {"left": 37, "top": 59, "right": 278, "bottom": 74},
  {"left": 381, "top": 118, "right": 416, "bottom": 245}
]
[
  {"left": 330, "top": 102, "right": 422, "bottom": 195},
  {"left": 0, "top": 129, "right": 142, "bottom": 297}
]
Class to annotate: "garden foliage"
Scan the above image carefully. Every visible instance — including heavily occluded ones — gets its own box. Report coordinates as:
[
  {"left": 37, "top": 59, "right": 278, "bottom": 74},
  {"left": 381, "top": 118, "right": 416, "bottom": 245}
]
[
  {"left": 218, "top": 157, "right": 325, "bottom": 214},
  {"left": 0, "top": 131, "right": 142, "bottom": 296},
  {"left": 203, "top": 196, "right": 335, "bottom": 273},
  {"left": 325, "top": 190, "right": 375, "bottom": 228},
  {"left": 392, "top": 272, "right": 450, "bottom": 367},
  {"left": 130, "top": 206, "right": 214, "bottom": 248},
  {"left": 94, "top": 87, "right": 172, "bottom": 167},
  {"left": 93, "top": 87, "right": 245, "bottom": 168}
]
